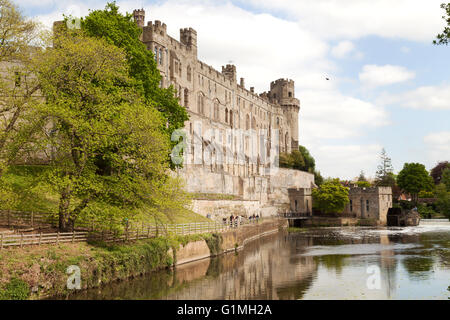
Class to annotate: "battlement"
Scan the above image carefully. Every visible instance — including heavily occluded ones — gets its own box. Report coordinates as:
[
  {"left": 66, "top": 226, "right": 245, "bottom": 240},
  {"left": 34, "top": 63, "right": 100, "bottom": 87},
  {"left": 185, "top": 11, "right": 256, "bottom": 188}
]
[
  {"left": 180, "top": 27, "right": 197, "bottom": 48},
  {"left": 349, "top": 186, "right": 392, "bottom": 195},
  {"left": 270, "top": 78, "right": 295, "bottom": 88},
  {"left": 221, "top": 64, "right": 236, "bottom": 82},
  {"left": 133, "top": 9, "right": 145, "bottom": 28}
]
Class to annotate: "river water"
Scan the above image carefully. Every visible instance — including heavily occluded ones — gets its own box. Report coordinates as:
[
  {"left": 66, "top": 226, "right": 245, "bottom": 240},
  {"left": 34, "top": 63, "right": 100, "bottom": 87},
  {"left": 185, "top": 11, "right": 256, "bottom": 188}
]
[{"left": 68, "top": 223, "right": 450, "bottom": 300}]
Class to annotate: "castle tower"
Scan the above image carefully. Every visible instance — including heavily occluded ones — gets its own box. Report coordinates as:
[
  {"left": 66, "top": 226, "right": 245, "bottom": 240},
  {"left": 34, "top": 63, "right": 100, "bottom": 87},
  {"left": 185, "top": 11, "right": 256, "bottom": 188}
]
[
  {"left": 133, "top": 9, "right": 145, "bottom": 28},
  {"left": 180, "top": 28, "right": 197, "bottom": 55},
  {"left": 269, "top": 79, "right": 300, "bottom": 152},
  {"left": 221, "top": 64, "right": 237, "bottom": 82}
]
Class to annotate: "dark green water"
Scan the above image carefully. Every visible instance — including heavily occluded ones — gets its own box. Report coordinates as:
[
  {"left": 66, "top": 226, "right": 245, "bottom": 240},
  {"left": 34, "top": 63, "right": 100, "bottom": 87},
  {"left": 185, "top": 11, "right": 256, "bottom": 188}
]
[{"left": 67, "top": 224, "right": 450, "bottom": 300}]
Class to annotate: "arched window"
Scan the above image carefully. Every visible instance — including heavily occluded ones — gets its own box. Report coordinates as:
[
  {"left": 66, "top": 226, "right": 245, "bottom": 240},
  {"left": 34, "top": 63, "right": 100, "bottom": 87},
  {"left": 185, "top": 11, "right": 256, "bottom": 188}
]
[
  {"left": 184, "top": 89, "right": 189, "bottom": 108},
  {"left": 159, "top": 48, "right": 163, "bottom": 65},
  {"left": 214, "top": 100, "right": 219, "bottom": 120},
  {"left": 230, "top": 110, "right": 233, "bottom": 128},
  {"left": 252, "top": 116, "right": 256, "bottom": 130},
  {"left": 187, "top": 66, "right": 192, "bottom": 82},
  {"left": 197, "top": 93, "right": 205, "bottom": 115},
  {"left": 225, "top": 108, "right": 228, "bottom": 123},
  {"left": 153, "top": 46, "right": 158, "bottom": 62}
]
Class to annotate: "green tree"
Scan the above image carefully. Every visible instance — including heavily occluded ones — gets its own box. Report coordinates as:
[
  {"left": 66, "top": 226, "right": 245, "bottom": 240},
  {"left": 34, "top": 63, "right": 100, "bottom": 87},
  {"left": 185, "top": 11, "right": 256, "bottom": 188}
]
[
  {"left": 356, "top": 180, "right": 371, "bottom": 188},
  {"left": 298, "top": 145, "right": 315, "bottom": 172},
  {"left": 314, "top": 170, "right": 324, "bottom": 187},
  {"left": 291, "top": 150, "right": 305, "bottom": 170},
  {"left": 375, "top": 148, "right": 395, "bottom": 187},
  {"left": 279, "top": 152, "right": 293, "bottom": 168},
  {"left": 397, "top": 163, "right": 434, "bottom": 204},
  {"left": 358, "top": 170, "right": 367, "bottom": 182},
  {"left": 430, "top": 161, "right": 449, "bottom": 184},
  {"left": 433, "top": 3, "right": 450, "bottom": 45},
  {"left": 312, "top": 179, "right": 349, "bottom": 214},
  {"left": 79, "top": 2, "right": 189, "bottom": 153},
  {"left": 0, "top": 0, "right": 41, "bottom": 174},
  {"left": 441, "top": 167, "right": 450, "bottom": 191},
  {"left": 435, "top": 184, "right": 450, "bottom": 218},
  {"left": 31, "top": 31, "right": 185, "bottom": 231}
]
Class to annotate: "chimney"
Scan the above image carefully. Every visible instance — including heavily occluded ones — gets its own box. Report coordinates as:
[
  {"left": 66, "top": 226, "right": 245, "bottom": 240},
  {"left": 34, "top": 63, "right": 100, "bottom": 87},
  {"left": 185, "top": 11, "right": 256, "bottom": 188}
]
[
  {"left": 240, "top": 78, "right": 245, "bottom": 88},
  {"left": 250, "top": 87, "right": 254, "bottom": 93}
]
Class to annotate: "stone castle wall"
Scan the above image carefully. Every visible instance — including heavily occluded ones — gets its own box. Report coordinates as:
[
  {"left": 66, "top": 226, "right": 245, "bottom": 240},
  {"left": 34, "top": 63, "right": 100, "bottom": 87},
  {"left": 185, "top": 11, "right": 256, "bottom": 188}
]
[{"left": 135, "top": 8, "right": 316, "bottom": 219}]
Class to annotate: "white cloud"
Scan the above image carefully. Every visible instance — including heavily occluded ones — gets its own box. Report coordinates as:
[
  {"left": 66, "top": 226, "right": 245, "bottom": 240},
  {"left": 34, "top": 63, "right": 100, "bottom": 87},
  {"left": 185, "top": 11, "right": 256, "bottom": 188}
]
[
  {"left": 359, "top": 64, "right": 415, "bottom": 88},
  {"left": 300, "top": 89, "right": 389, "bottom": 142},
  {"left": 423, "top": 132, "right": 450, "bottom": 162},
  {"left": 331, "top": 41, "right": 355, "bottom": 58},
  {"left": 378, "top": 84, "right": 450, "bottom": 110},
  {"left": 245, "top": 0, "right": 446, "bottom": 42},
  {"left": 309, "top": 144, "right": 382, "bottom": 179}
]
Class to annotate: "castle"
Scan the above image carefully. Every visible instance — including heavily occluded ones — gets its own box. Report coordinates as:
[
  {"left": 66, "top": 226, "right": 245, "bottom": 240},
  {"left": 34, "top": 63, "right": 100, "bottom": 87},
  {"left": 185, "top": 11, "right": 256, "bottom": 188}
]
[{"left": 132, "top": 9, "right": 315, "bottom": 219}]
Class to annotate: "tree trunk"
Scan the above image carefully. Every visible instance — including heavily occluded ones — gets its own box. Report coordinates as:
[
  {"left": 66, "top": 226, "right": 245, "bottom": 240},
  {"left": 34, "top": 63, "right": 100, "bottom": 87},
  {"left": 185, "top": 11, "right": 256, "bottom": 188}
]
[{"left": 58, "top": 187, "right": 71, "bottom": 231}]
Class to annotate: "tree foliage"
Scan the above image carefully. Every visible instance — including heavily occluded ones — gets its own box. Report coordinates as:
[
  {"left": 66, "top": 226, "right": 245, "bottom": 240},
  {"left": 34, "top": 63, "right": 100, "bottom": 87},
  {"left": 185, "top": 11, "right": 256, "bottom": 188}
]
[
  {"left": 433, "top": 3, "right": 450, "bottom": 45},
  {"left": 314, "top": 170, "right": 324, "bottom": 187},
  {"left": 0, "top": 0, "right": 42, "bottom": 206},
  {"left": 397, "top": 163, "right": 434, "bottom": 204},
  {"left": 79, "top": 2, "right": 189, "bottom": 151},
  {"left": 375, "top": 148, "right": 395, "bottom": 187},
  {"left": 356, "top": 180, "right": 371, "bottom": 188},
  {"left": 0, "top": 0, "right": 42, "bottom": 173},
  {"left": 358, "top": 170, "right": 367, "bottom": 182},
  {"left": 30, "top": 31, "right": 187, "bottom": 230},
  {"left": 430, "top": 161, "right": 450, "bottom": 185},
  {"left": 279, "top": 151, "right": 305, "bottom": 170},
  {"left": 435, "top": 184, "right": 450, "bottom": 218},
  {"left": 312, "top": 179, "right": 349, "bottom": 214},
  {"left": 298, "top": 145, "right": 315, "bottom": 172}
]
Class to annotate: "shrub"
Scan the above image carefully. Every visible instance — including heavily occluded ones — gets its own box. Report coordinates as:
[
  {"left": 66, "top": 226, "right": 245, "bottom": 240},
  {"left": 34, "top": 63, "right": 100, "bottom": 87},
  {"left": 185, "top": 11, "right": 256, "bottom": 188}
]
[{"left": 0, "top": 278, "right": 30, "bottom": 300}]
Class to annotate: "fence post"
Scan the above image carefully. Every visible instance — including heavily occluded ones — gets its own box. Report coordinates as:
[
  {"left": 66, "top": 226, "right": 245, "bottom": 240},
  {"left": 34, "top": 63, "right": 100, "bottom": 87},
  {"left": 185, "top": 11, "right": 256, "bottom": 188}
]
[
  {"left": 136, "top": 228, "right": 139, "bottom": 241},
  {"left": 20, "top": 233, "right": 23, "bottom": 248},
  {"left": 31, "top": 211, "right": 34, "bottom": 228},
  {"left": 39, "top": 232, "right": 42, "bottom": 246},
  {"left": 56, "top": 231, "right": 60, "bottom": 244},
  {"left": 147, "top": 226, "right": 150, "bottom": 239},
  {"left": 72, "top": 231, "right": 75, "bottom": 243}
]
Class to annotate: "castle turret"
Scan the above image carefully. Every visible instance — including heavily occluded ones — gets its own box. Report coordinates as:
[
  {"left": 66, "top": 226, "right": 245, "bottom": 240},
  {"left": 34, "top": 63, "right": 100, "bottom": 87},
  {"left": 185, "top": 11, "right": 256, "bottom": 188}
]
[
  {"left": 222, "top": 64, "right": 237, "bottom": 82},
  {"left": 180, "top": 28, "right": 197, "bottom": 55},
  {"left": 269, "top": 79, "right": 300, "bottom": 151},
  {"left": 133, "top": 9, "right": 145, "bottom": 28}
]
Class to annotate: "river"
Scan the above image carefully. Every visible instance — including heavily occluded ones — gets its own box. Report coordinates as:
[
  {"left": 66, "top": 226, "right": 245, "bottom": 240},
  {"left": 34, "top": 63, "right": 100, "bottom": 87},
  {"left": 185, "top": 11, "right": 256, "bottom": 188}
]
[{"left": 67, "top": 223, "right": 450, "bottom": 300}]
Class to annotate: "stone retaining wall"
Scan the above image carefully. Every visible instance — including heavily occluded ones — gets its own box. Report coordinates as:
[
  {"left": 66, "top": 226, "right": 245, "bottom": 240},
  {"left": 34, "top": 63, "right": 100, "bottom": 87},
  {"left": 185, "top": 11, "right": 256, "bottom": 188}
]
[{"left": 174, "top": 219, "right": 286, "bottom": 266}]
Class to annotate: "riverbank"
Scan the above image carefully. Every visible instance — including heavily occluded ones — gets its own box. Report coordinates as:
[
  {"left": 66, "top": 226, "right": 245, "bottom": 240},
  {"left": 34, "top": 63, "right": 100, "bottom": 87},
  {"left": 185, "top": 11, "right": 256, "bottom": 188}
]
[{"left": 0, "top": 219, "right": 286, "bottom": 300}]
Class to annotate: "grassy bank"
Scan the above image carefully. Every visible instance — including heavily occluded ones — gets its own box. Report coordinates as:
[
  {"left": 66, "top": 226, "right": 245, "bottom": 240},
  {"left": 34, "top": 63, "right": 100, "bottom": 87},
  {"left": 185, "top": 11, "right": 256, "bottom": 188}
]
[
  {"left": 0, "top": 233, "right": 221, "bottom": 300},
  {"left": 2, "top": 165, "right": 209, "bottom": 224}
]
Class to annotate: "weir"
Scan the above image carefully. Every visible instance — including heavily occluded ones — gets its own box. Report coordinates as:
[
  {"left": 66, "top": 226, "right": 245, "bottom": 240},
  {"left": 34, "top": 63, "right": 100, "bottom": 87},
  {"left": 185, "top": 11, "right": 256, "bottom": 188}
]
[{"left": 419, "top": 219, "right": 450, "bottom": 226}]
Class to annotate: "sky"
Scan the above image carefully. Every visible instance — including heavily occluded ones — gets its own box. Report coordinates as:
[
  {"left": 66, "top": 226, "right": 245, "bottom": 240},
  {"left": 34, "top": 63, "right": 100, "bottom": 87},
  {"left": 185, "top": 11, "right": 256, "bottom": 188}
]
[{"left": 18, "top": 0, "right": 450, "bottom": 180}]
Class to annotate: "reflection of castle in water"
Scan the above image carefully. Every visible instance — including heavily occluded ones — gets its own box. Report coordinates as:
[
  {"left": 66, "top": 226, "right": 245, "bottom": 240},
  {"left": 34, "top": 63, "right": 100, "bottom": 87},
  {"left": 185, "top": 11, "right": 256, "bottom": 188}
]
[{"left": 166, "top": 233, "right": 318, "bottom": 300}]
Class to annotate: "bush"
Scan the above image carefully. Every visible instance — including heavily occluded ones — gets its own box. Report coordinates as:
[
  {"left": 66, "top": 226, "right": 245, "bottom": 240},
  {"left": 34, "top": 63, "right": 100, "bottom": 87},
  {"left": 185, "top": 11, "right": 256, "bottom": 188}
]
[
  {"left": 0, "top": 278, "right": 30, "bottom": 300},
  {"left": 398, "top": 200, "right": 414, "bottom": 210},
  {"left": 417, "top": 204, "right": 437, "bottom": 218},
  {"left": 418, "top": 190, "right": 434, "bottom": 198}
]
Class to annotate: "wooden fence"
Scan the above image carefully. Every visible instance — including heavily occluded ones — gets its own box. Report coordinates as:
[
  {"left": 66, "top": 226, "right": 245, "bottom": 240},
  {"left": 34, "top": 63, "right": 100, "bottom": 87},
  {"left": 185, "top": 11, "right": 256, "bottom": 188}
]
[
  {"left": 0, "top": 210, "right": 261, "bottom": 249},
  {"left": 0, "top": 231, "right": 89, "bottom": 248}
]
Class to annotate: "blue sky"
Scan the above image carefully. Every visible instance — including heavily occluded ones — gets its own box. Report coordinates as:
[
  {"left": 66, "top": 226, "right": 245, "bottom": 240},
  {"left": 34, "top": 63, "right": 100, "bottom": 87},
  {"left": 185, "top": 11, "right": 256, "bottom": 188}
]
[{"left": 18, "top": 0, "right": 450, "bottom": 179}]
